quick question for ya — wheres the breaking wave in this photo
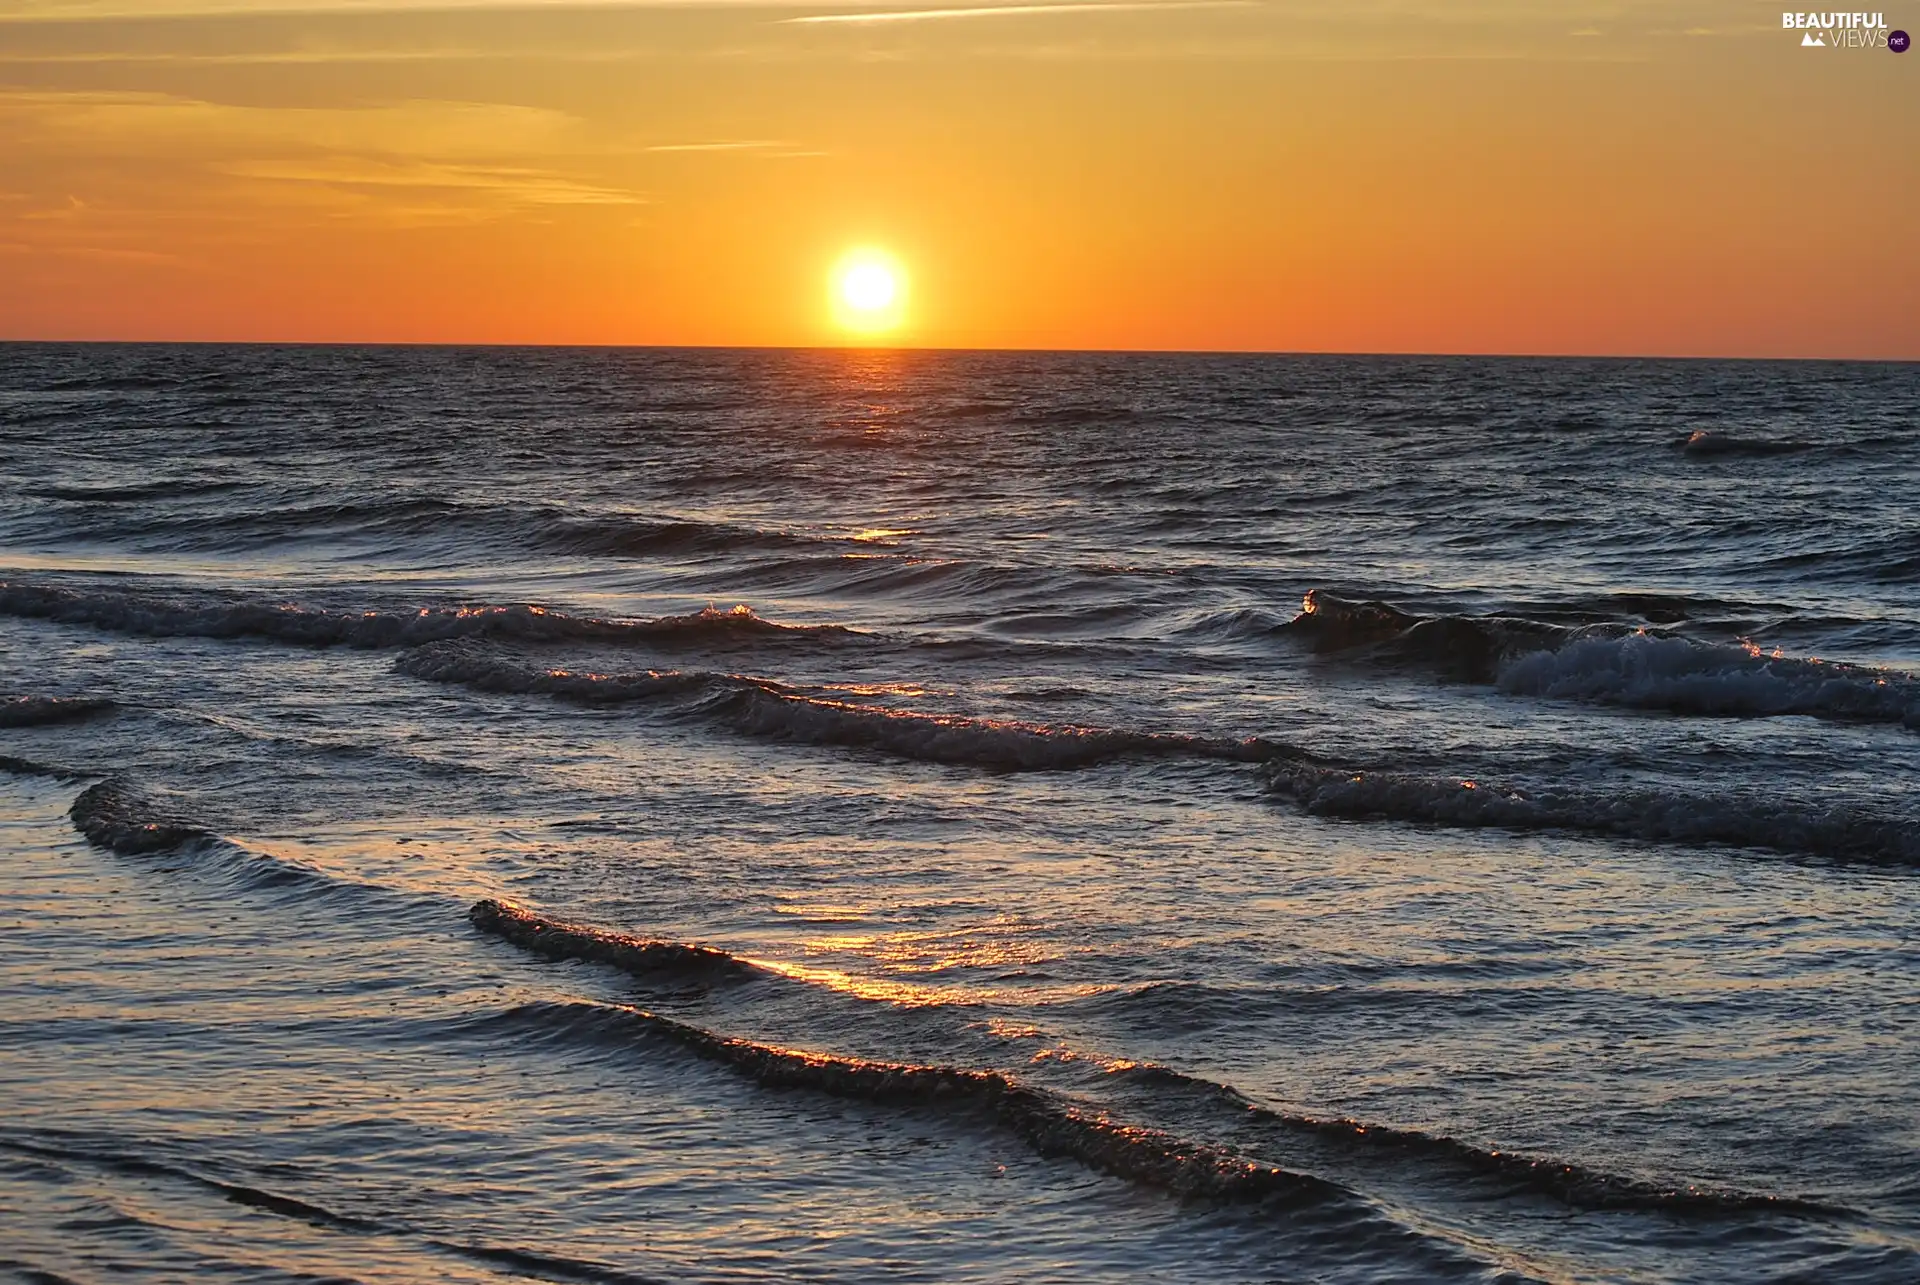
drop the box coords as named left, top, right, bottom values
left=1266, top=762, right=1920, bottom=865
left=1496, top=633, right=1920, bottom=725
left=0, top=695, right=114, bottom=728
left=67, top=780, right=216, bottom=856
left=1284, top=589, right=1579, bottom=681
left=1677, top=430, right=1816, bottom=458
left=0, top=579, right=856, bottom=651
left=1288, top=589, right=1920, bottom=725
left=401, top=642, right=1284, bottom=771
left=470, top=899, right=763, bottom=983
left=60, top=777, right=447, bottom=911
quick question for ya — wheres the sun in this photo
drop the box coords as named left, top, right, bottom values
left=841, top=262, right=896, bottom=312
left=830, top=248, right=907, bottom=336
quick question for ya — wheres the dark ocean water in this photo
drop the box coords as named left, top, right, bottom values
left=2, top=343, right=1918, bottom=1284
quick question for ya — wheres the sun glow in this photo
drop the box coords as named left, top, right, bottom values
left=830, top=249, right=907, bottom=337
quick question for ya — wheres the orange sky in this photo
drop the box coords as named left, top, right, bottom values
left=0, top=1, right=1914, bottom=357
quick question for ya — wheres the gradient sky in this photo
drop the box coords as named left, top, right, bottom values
left=0, top=0, right=1914, bottom=355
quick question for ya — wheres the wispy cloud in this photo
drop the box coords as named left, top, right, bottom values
left=781, top=1, right=1250, bottom=24
left=221, top=157, right=646, bottom=205
left=0, top=90, right=643, bottom=228
left=0, top=239, right=195, bottom=265
left=0, top=91, right=580, bottom=158
left=643, top=140, right=826, bottom=158
left=0, top=47, right=496, bottom=64
left=644, top=139, right=786, bottom=152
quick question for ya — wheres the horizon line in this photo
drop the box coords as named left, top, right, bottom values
left=0, top=337, right=1915, bottom=364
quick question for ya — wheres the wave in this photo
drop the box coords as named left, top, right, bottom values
left=474, top=982, right=1828, bottom=1216
left=1027, top=1051, right=1832, bottom=1217
left=0, top=695, right=114, bottom=728
left=1754, top=529, right=1920, bottom=587
left=0, top=1136, right=669, bottom=1285
left=402, top=642, right=1284, bottom=772
left=0, top=753, right=80, bottom=779
left=38, top=370, right=227, bottom=393
left=1014, top=404, right=1137, bottom=426
left=0, top=1136, right=384, bottom=1234
left=1266, top=762, right=1920, bottom=865
left=1487, top=589, right=1791, bottom=630
left=1677, top=430, right=1816, bottom=458
left=0, top=579, right=857, bottom=652
left=31, top=480, right=243, bottom=504
left=930, top=399, right=1015, bottom=420
left=1497, top=633, right=1920, bottom=725
left=477, top=903, right=1834, bottom=1218
left=694, top=683, right=1280, bottom=771
left=60, top=777, right=456, bottom=915
left=470, top=899, right=762, bottom=982
left=396, top=643, right=719, bottom=699
left=479, top=997, right=1331, bottom=1204
left=1167, top=605, right=1296, bottom=646
left=530, top=512, right=853, bottom=560
left=67, top=781, right=215, bottom=856
left=1157, top=1072, right=1830, bottom=1216
left=728, top=558, right=1165, bottom=628
left=1284, top=589, right=1577, bottom=681
left=1288, top=589, right=1920, bottom=724
left=19, top=490, right=867, bottom=563
left=22, top=495, right=461, bottom=548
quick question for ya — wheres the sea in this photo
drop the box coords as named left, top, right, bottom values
left=1, top=343, right=1917, bottom=1285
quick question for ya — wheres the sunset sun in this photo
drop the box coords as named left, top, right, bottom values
left=840, top=262, right=896, bottom=312
left=830, top=249, right=906, bottom=336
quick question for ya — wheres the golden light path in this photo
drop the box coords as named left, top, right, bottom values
left=830, top=248, right=908, bottom=337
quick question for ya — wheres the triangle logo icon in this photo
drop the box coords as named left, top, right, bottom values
left=1801, top=30, right=1825, bottom=45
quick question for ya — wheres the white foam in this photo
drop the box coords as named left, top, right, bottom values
left=1496, top=632, right=1918, bottom=724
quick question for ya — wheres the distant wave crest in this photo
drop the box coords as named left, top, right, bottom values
left=1497, top=632, right=1920, bottom=723
left=1285, top=589, right=1579, bottom=680
left=0, top=578, right=856, bottom=651
left=23, top=490, right=878, bottom=564
left=471, top=899, right=762, bottom=982
left=1289, top=589, right=1920, bottom=725
left=1266, top=762, right=1920, bottom=865
left=402, top=641, right=1283, bottom=771
left=0, top=694, right=115, bottom=728
left=1677, top=430, right=1816, bottom=458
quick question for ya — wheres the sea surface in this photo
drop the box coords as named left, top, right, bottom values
left=2, top=344, right=1918, bottom=1285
